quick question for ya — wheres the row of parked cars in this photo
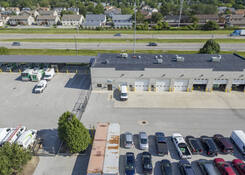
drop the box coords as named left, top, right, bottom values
left=125, top=152, right=245, bottom=175
left=123, top=130, right=245, bottom=174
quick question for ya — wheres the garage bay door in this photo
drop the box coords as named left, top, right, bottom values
left=193, top=79, right=208, bottom=84
left=232, top=79, right=245, bottom=84
left=135, top=80, right=149, bottom=91
left=174, top=80, right=189, bottom=91
left=156, top=80, right=170, bottom=91
left=213, top=79, right=228, bottom=84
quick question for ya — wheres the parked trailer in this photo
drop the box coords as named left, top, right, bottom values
left=0, top=126, right=26, bottom=146
left=31, top=69, right=44, bottom=82
left=87, top=123, right=109, bottom=175
left=103, top=123, right=120, bottom=175
left=0, top=128, right=12, bottom=143
left=15, top=129, right=37, bottom=149
left=43, top=68, right=55, bottom=81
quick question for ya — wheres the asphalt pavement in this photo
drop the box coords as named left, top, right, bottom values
left=2, top=42, right=245, bottom=51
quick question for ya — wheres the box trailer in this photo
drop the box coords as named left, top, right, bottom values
left=87, top=123, right=109, bottom=175
left=0, top=128, right=12, bottom=144
left=21, top=69, right=34, bottom=81
left=43, top=68, right=55, bottom=81
left=0, top=126, right=26, bottom=145
left=15, top=129, right=37, bottom=149
left=103, top=123, right=120, bottom=175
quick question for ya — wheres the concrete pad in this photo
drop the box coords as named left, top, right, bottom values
left=113, top=91, right=245, bottom=109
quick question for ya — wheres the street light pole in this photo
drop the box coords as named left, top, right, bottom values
left=133, top=0, right=136, bottom=55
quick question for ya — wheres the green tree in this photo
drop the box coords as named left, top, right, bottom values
left=58, top=111, right=91, bottom=153
left=202, top=21, right=219, bottom=31
left=132, top=11, right=145, bottom=23
left=199, top=39, right=220, bottom=54
left=0, top=47, right=9, bottom=55
left=94, top=3, right=104, bottom=14
left=121, top=7, right=133, bottom=14
left=61, top=10, right=74, bottom=17
left=151, top=12, right=163, bottom=23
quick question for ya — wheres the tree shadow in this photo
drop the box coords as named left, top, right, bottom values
left=149, top=135, right=157, bottom=156
left=64, top=74, right=91, bottom=90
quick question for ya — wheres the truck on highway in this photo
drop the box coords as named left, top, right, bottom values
left=230, top=29, right=245, bottom=36
left=155, top=132, right=168, bottom=156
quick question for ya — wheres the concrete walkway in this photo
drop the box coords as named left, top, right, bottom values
left=113, top=91, right=245, bottom=109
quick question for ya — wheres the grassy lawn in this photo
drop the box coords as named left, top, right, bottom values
left=0, top=28, right=234, bottom=35
left=2, top=38, right=245, bottom=43
left=4, top=48, right=245, bottom=57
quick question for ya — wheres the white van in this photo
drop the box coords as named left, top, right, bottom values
left=231, top=130, right=245, bottom=155
left=120, top=85, right=128, bottom=101
left=43, top=68, right=55, bottom=81
left=16, top=129, right=37, bottom=149
left=0, top=128, right=12, bottom=143
left=1, top=126, right=26, bottom=145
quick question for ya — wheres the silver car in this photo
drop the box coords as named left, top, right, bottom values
left=124, top=132, right=133, bottom=148
left=139, top=132, right=148, bottom=150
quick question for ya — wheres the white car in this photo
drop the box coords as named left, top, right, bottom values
left=172, top=133, right=192, bottom=159
left=139, top=132, right=148, bottom=150
left=34, top=80, right=47, bottom=93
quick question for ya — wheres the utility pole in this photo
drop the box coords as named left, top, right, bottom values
left=133, top=0, right=136, bottom=55
left=74, top=35, right=78, bottom=56
left=178, top=0, right=184, bottom=28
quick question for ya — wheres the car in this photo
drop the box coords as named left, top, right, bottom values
left=34, top=80, right=47, bottom=93
left=142, top=152, right=153, bottom=174
left=139, top=132, right=148, bottom=150
left=114, top=33, right=121, bottom=37
left=214, top=158, right=236, bottom=175
left=185, top=136, right=203, bottom=155
left=213, top=134, right=234, bottom=154
left=124, top=132, right=133, bottom=149
left=155, top=132, right=168, bottom=156
left=172, top=133, right=192, bottom=159
left=12, top=42, right=20, bottom=46
left=125, top=152, right=135, bottom=175
left=232, top=159, right=245, bottom=175
left=200, top=136, right=218, bottom=157
left=198, top=159, right=218, bottom=175
left=148, top=42, right=158, bottom=46
left=161, top=160, right=173, bottom=175
left=178, top=159, right=196, bottom=175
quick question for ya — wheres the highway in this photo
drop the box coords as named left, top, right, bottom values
left=1, top=42, right=245, bottom=51
left=0, top=33, right=239, bottom=39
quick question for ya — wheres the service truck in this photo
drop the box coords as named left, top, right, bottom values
left=43, top=68, right=55, bottom=81
left=30, top=69, right=44, bottom=81
left=230, top=29, right=245, bottom=36
left=21, top=69, right=34, bottom=81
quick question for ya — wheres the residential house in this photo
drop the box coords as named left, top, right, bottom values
left=105, top=6, right=121, bottom=17
left=83, top=14, right=106, bottom=28
left=5, top=7, right=20, bottom=15
left=8, top=15, right=34, bottom=25
left=19, top=10, right=39, bottom=18
left=61, top=15, right=84, bottom=26
left=218, top=7, right=235, bottom=14
left=235, top=9, right=245, bottom=16
left=164, top=15, right=190, bottom=26
left=112, top=14, right=132, bottom=28
left=53, top=7, right=67, bottom=15
left=36, top=15, right=59, bottom=26
left=67, top=7, right=79, bottom=15
left=38, top=10, right=58, bottom=17
left=225, top=14, right=245, bottom=27
left=37, top=7, right=50, bottom=11
left=0, top=15, right=9, bottom=26
left=140, top=6, right=158, bottom=20
left=195, top=14, right=220, bottom=23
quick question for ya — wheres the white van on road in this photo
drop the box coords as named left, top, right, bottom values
left=231, top=130, right=245, bottom=155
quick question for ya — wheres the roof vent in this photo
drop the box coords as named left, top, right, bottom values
left=155, top=56, right=158, bottom=59
left=211, top=55, right=221, bottom=62
left=154, top=58, right=163, bottom=64
left=137, top=56, right=141, bottom=59
left=120, top=53, right=128, bottom=58
left=102, top=59, right=109, bottom=64
left=159, top=55, right=163, bottom=58
left=175, top=55, right=184, bottom=62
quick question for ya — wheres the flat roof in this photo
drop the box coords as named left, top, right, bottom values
left=0, top=55, right=91, bottom=64
left=93, top=53, right=245, bottom=71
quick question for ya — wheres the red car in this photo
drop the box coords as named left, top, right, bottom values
left=232, top=159, right=245, bottom=175
left=214, top=158, right=236, bottom=175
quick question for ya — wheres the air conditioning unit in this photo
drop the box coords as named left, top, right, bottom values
left=120, top=53, right=128, bottom=58
left=211, top=55, right=221, bottom=62
left=175, top=55, right=184, bottom=62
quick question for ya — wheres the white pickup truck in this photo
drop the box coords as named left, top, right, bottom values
left=172, top=133, right=192, bottom=159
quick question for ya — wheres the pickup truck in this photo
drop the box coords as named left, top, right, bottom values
left=172, top=133, right=192, bottom=159
left=155, top=132, right=168, bottom=156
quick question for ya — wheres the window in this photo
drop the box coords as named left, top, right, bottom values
left=97, top=84, right=102, bottom=87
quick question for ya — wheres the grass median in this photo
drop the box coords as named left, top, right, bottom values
left=2, top=38, right=245, bottom=43
left=4, top=48, right=245, bottom=57
left=0, top=28, right=234, bottom=35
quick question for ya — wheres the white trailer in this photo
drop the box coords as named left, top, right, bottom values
left=43, top=68, right=55, bottom=81
left=231, top=130, right=245, bottom=155
left=15, top=129, right=37, bottom=149
left=0, top=128, right=12, bottom=144
left=0, top=126, right=26, bottom=145
left=103, top=123, right=120, bottom=175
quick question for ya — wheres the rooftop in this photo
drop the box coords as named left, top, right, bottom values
left=85, top=14, right=106, bottom=21
left=93, top=53, right=245, bottom=71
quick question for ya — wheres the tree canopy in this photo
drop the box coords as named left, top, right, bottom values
left=200, top=39, right=221, bottom=54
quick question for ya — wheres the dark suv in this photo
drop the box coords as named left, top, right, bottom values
left=178, top=159, right=196, bottom=175
left=142, top=152, right=153, bottom=174
left=213, top=134, right=234, bottom=154
left=125, top=152, right=135, bottom=175
left=155, top=132, right=168, bottom=156
left=185, top=136, right=203, bottom=155
left=200, top=136, right=218, bottom=157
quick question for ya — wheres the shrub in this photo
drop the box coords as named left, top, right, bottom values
left=199, top=39, right=220, bottom=54
left=58, top=111, right=91, bottom=153
left=202, top=21, right=219, bottom=31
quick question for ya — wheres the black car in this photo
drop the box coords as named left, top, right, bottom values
left=142, top=152, right=153, bottom=174
left=198, top=159, right=218, bottom=175
left=178, top=159, right=196, bottom=175
left=125, top=152, right=135, bottom=175
left=161, top=160, right=173, bottom=175
left=185, top=136, right=203, bottom=155
left=148, top=42, right=158, bottom=46
left=213, top=134, right=234, bottom=154
left=200, top=136, right=218, bottom=157
left=114, top=33, right=121, bottom=37
left=155, top=132, right=168, bottom=156
left=12, top=42, right=20, bottom=46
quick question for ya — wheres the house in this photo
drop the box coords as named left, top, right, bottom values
left=218, top=7, right=235, bottom=14
left=235, top=9, right=245, bottom=16
left=5, top=7, right=20, bottom=15
left=61, top=15, right=84, bottom=26
left=142, top=5, right=158, bottom=13
left=225, top=14, right=245, bottom=27
left=36, top=15, right=59, bottom=26
left=83, top=14, right=106, bottom=28
left=38, top=10, right=58, bottom=17
left=164, top=15, right=190, bottom=26
left=8, top=15, right=34, bottom=26
left=0, top=17, right=4, bottom=26
left=53, top=7, right=66, bottom=15
left=112, top=14, right=132, bottom=28
left=67, top=7, right=79, bottom=15
left=37, top=7, right=50, bottom=11
left=19, top=10, right=39, bottom=18
left=22, top=7, right=31, bottom=11
left=105, top=6, right=121, bottom=17
left=195, top=14, right=220, bottom=23
left=0, top=7, right=5, bottom=12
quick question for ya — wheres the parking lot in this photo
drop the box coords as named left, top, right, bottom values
left=82, top=91, right=245, bottom=174
left=0, top=72, right=90, bottom=175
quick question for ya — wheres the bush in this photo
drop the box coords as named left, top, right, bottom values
left=0, top=47, right=9, bottom=55
left=199, top=39, right=220, bottom=54
left=58, top=111, right=91, bottom=153
left=202, top=21, right=219, bottom=31
left=0, top=143, right=32, bottom=175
